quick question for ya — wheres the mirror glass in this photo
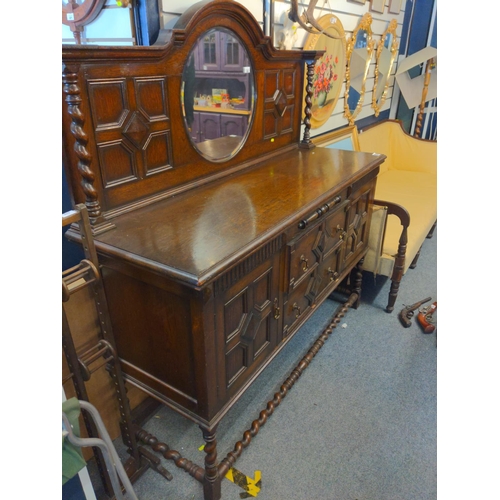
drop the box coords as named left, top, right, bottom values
left=181, top=27, right=255, bottom=162
left=344, top=14, right=374, bottom=125
left=372, top=19, right=398, bottom=116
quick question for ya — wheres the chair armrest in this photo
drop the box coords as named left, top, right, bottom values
left=373, top=199, right=410, bottom=283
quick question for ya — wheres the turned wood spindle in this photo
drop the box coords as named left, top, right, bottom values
left=300, top=60, right=316, bottom=148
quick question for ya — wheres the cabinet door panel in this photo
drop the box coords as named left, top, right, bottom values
left=220, top=32, right=245, bottom=72
left=199, top=112, right=221, bottom=141
left=343, top=179, right=376, bottom=267
left=220, top=114, right=245, bottom=137
left=214, top=251, right=281, bottom=402
left=198, top=31, right=220, bottom=71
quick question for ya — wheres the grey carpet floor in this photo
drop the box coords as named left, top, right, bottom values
left=104, top=231, right=436, bottom=500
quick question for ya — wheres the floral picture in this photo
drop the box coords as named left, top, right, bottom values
left=303, top=15, right=346, bottom=129
left=313, top=52, right=339, bottom=107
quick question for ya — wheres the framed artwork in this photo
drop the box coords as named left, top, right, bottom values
left=389, top=0, right=402, bottom=14
left=348, top=0, right=367, bottom=4
left=370, top=0, right=386, bottom=14
left=303, top=15, right=346, bottom=129
left=312, top=125, right=360, bottom=151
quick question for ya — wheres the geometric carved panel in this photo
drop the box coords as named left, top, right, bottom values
left=252, top=314, right=271, bottom=360
left=283, top=69, right=295, bottom=97
left=226, top=343, right=248, bottom=387
left=97, top=140, right=137, bottom=187
left=135, top=77, right=168, bottom=121
left=262, top=70, right=296, bottom=140
left=253, top=268, right=271, bottom=307
left=281, top=105, right=294, bottom=134
left=123, top=111, right=150, bottom=148
left=264, top=71, right=279, bottom=100
left=224, top=289, right=248, bottom=343
left=273, top=89, right=288, bottom=117
left=88, top=79, right=129, bottom=130
left=264, top=110, right=278, bottom=139
left=224, top=267, right=274, bottom=388
left=143, top=131, right=173, bottom=175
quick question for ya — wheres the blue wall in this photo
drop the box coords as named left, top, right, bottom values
left=396, top=0, right=436, bottom=131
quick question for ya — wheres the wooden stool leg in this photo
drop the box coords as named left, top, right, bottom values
left=201, top=425, right=221, bottom=500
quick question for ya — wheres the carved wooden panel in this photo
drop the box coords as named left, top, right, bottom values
left=287, top=224, right=323, bottom=291
left=283, top=273, right=315, bottom=337
left=215, top=250, right=280, bottom=399
left=343, top=179, right=376, bottom=265
left=224, top=266, right=274, bottom=388
left=88, top=76, right=173, bottom=195
left=263, top=69, right=297, bottom=139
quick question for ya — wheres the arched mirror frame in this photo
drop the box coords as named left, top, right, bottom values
left=372, top=18, right=399, bottom=117
left=343, top=13, right=375, bottom=126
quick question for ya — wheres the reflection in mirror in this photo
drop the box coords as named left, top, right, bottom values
left=182, top=27, right=255, bottom=163
left=372, top=19, right=398, bottom=116
left=344, top=13, right=374, bottom=125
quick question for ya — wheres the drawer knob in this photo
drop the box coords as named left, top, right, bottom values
left=273, top=298, right=280, bottom=320
left=328, top=267, right=339, bottom=281
left=336, top=225, right=347, bottom=240
left=292, top=302, right=301, bottom=318
left=300, top=255, right=309, bottom=272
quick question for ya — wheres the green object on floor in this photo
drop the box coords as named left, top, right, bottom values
left=62, top=398, right=87, bottom=485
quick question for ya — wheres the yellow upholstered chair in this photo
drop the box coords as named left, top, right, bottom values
left=357, top=119, right=437, bottom=312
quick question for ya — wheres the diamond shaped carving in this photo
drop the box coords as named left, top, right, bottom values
left=273, top=89, right=288, bottom=117
left=123, top=111, right=150, bottom=148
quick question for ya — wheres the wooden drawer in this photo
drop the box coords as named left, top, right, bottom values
left=287, top=224, right=322, bottom=292
left=315, top=241, right=344, bottom=299
left=322, top=201, right=350, bottom=255
left=283, top=273, right=315, bottom=338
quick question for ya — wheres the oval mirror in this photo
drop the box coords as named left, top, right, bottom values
left=372, top=19, right=398, bottom=116
left=181, top=27, right=255, bottom=162
left=344, top=13, right=374, bottom=125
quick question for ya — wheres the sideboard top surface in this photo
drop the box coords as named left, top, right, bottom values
left=93, top=147, right=384, bottom=286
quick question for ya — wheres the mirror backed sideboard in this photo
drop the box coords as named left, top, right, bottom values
left=62, top=1, right=386, bottom=498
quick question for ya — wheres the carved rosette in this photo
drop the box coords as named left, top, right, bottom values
left=63, top=66, right=102, bottom=223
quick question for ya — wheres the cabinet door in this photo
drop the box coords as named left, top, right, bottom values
left=198, top=31, right=220, bottom=71
left=220, top=114, right=246, bottom=137
left=199, top=112, right=221, bottom=141
left=342, top=178, right=376, bottom=269
left=214, top=251, right=281, bottom=401
left=219, top=32, right=246, bottom=72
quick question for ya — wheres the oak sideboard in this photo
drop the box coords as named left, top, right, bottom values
left=62, top=2, right=385, bottom=498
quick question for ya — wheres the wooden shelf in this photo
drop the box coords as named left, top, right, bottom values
left=193, top=105, right=251, bottom=115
